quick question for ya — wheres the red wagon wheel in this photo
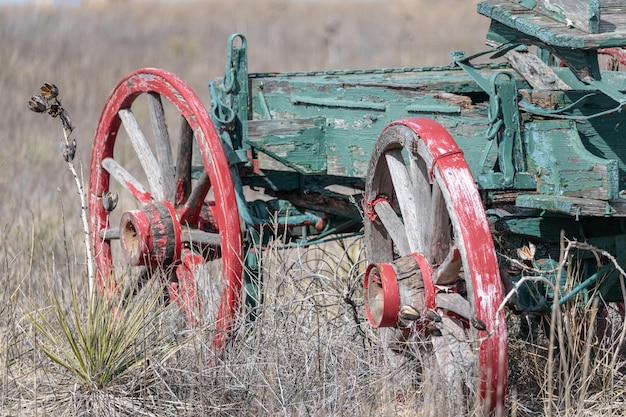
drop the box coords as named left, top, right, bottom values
left=364, top=118, right=507, bottom=413
left=88, top=68, right=243, bottom=353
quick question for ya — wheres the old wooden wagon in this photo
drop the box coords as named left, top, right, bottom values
left=87, top=0, right=626, bottom=413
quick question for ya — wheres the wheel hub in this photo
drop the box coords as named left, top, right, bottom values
left=364, top=253, right=434, bottom=329
left=120, top=201, right=182, bottom=267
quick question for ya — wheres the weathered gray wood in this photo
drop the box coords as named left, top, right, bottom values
left=385, top=149, right=421, bottom=254
left=374, top=200, right=410, bottom=256
left=118, top=109, right=164, bottom=200
left=148, top=93, right=176, bottom=202
left=431, top=318, right=467, bottom=411
left=430, top=182, right=452, bottom=265
left=184, top=170, right=211, bottom=214
left=102, top=157, right=150, bottom=202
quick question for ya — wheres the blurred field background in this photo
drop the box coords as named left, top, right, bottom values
left=0, top=0, right=487, bottom=280
left=0, top=1, right=546, bottom=416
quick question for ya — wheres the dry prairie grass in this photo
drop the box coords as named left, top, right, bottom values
left=2, top=1, right=626, bottom=416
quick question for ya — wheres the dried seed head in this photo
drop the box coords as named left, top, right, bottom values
left=61, top=138, right=77, bottom=162
left=516, top=242, right=536, bottom=262
left=48, top=103, right=62, bottom=118
left=40, top=82, right=59, bottom=99
left=28, top=95, right=47, bottom=113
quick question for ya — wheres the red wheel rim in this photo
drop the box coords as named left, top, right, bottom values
left=88, top=68, right=243, bottom=353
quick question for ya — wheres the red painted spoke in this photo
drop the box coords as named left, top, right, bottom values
left=175, top=116, right=193, bottom=206
left=178, top=170, right=211, bottom=224
left=101, top=157, right=152, bottom=204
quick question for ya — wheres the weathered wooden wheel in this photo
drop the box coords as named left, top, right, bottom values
left=364, top=118, right=507, bottom=413
left=88, top=68, right=243, bottom=352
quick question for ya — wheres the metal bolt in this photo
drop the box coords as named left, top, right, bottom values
left=103, top=191, right=119, bottom=212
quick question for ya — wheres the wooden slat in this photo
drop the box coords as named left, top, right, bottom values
left=248, top=118, right=322, bottom=139
left=492, top=44, right=571, bottom=90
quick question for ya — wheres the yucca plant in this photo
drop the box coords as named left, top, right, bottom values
left=28, top=282, right=176, bottom=392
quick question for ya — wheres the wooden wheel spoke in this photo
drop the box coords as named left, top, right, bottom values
left=408, top=151, right=433, bottom=254
left=148, top=93, right=176, bottom=202
left=431, top=182, right=451, bottom=264
left=385, top=149, right=421, bottom=253
left=181, top=228, right=221, bottom=246
left=178, top=170, right=211, bottom=224
left=102, top=157, right=152, bottom=203
left=435, top=292, right=472, bottom=320
left=374, top=199, right=411, bottom=256
left=432, top=317, right=476, bottom=398
left=176, top=116, right=193, bottom=205
left=118, top=109, right=165, bottom=200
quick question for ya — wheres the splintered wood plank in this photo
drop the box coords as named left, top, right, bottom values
left=118, top=109, right=164, bottom=200
left=491, top=44, right=571, bottom=90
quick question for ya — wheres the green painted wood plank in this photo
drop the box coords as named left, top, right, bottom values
left=479, top=0, right=626, bottom=48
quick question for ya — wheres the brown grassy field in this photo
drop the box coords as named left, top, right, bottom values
left=2, top=1, right=626, bottom=416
